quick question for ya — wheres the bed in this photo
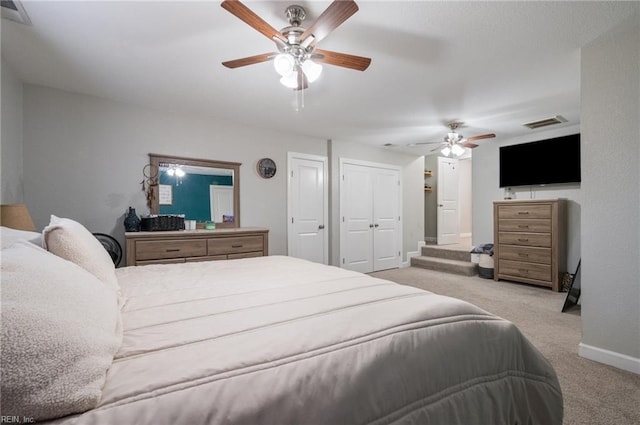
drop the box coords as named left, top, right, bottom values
left=1, top=219, right=563, bottom=425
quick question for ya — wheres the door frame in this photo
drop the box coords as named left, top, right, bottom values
left=287, top=152, right=329, bottom=264
left=339, top=158, right=403, bottom=271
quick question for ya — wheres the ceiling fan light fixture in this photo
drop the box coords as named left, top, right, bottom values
left=301, top=59, right=322, bottom=83
left=441, top=146, right=452, bottom=157
left=274, top=53, right=295, bottom=77
left=451, top=144, right=465, bottom=156
left=280, top=71, right=299, bottom=89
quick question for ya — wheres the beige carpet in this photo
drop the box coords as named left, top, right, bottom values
left=370, top=267, right=640, bottom=425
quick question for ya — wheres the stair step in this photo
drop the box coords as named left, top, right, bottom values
left=421, top=245, right=472, bottom=262
left=411, top=256, right=478, bottom=276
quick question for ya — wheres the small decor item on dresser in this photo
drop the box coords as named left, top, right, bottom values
left=124, top=207, right=141, bottom=232
left=140, top=215, right=185, bottom=231
left=205, top=221, right=216, bottom=230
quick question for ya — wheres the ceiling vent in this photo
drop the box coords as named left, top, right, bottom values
left=1, top=0, right=31, bottom=25
left=523, top=115, right=567, bottom=130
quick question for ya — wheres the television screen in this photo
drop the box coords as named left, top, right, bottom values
left=499, top=134, right=581, bottom=188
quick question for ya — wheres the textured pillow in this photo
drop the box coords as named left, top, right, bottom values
left=43, top=215, right=118, bottom=291
left=1, top=241, right=121, bottom=421
left=1, top=226, right=43, bottom=249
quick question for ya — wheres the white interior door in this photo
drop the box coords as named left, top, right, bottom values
left=209, top=185, right=234, bottom=222
left=342, top=163, right=374, bottom=273
left=340, top=159, right=402, bottom=273
left=287, top=153, right=328, bottom=264
left=437, top=156, right=460, bottom=245
left=372, top=168, right=400, bottom=271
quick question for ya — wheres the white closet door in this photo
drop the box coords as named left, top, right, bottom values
left=342, top=163, right=374, bottom=273
left=341, top=160, right=401, bottom=273
left=373, top=168, right=400, bottom=271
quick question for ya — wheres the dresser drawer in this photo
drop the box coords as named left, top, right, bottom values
left=498, top=232, right=551, bottom=248
left=136, top=258, right=186, bottom=266
left=498, top=219, right=551, bottom=233
left=499, top=259, right=551, bottom=283
left=135, top=239, right=207, bottom=260
left=498, top=204, right=552, bottom=220
left=208, top=236, right=264, bottom=256
left=499, top=245, right=551, bottom=264
left=228, top=251, right=264, bottom=260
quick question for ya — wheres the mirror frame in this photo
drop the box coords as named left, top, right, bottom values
left=148, top=153, right=241, bottom=229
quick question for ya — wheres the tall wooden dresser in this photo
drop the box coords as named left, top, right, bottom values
left=125, top=228, right=269, bottom=266
left=493, top=199, right=566, bottom=291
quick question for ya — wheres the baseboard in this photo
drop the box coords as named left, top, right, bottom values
left=402, top=250, right=420, bottom=268
left=578, top=343, right=640, bottom=375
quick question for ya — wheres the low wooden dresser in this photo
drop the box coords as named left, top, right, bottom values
left=125, top=227, right=269, bottom=266
left=493, top=199, right=566, bottom=291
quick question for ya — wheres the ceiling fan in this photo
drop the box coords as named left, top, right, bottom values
left=411, top=122, right=496, bottom=157
left=221, top=0, right=371, bottom=91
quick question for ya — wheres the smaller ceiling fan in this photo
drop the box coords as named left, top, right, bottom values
left=411, top=122, right=496, bottom=157
left=221, top=0, right=371, bottom=91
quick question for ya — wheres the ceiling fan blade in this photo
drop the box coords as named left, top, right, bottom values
left=300, top=0, right=359, bottom=46
left=430, top=143, right=446, bottom=152
left=221, top=0, right=288, bottom=43
left=222, top=53, right=274, bottom=69
left=313, top=49, right=371, bottom=71
left=466, top=133, right=496, bottom=142
left=461, top=142, right=479, bottom=149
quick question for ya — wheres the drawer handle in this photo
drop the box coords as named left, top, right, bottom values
left=518, top=225, right=529, bottom=228
left=166, top=248, right=180, bottom=252
left=518, top=238, right=529, bottom=242
left=518, top=253, right=529, bottom=257
left=519, top=269, right=529, bottom=273
left=232, top=244, right=243, bottom=248
left=518, top=212, right=529, bottom=215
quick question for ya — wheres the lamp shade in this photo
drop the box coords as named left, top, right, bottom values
left=0, top=203, right=36, bottom=231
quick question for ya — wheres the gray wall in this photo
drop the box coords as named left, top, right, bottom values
left=580, top=14, right=639, bottom=367
left=21, top=85, right=326, bottom=256
left=1, top=58, right=24, bottom=204
left=17, top=84, right=424, bottom=268
left=471, top=123, right=582, bottom=273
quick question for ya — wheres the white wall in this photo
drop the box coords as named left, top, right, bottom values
left=580, top=14, right=639, bottom=372
left=1, top=58, right=24, bottom=203
left=458, top=158, right=472, bottom=236
left=471, top=124, right=582, bottom=272
left=328, top=140, right=424, bottom=267
left=22, top=85, right=327, bottom=255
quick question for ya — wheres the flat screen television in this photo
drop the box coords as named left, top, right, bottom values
left=499, top=133, right=581, bottom=188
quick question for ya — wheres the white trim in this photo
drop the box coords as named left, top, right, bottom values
left=578, top=343, right=640, bottom=375
left=460, top=232, right=472, bottom=238
left=287, top=152, right=329, bottom=264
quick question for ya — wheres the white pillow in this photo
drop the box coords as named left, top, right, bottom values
left=0, top=241, right=121, bottom=421
left=1, top=226, right=43, bottom=249
left=43, top=215, right=119, bottom=291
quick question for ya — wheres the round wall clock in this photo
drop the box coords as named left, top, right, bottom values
left=257, top=158, right=277, bottom=179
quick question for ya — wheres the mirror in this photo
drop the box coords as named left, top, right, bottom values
left=148, top=154, right=241, bottom=229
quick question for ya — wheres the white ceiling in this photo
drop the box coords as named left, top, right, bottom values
left=2, top=1, right=637, bottom=154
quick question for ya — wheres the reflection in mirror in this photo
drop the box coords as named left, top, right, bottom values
left=149, top=154, right=241, bottom=229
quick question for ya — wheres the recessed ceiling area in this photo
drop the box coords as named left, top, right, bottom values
left=2, top=1, right=637, bottom=153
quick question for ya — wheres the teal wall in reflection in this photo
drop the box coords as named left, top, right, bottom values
left=159, top=173, right=232, bottom=222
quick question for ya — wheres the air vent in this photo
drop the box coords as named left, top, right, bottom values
left=523, top=115, right=567, bottom=130
left=1, top=0, right=31, bottom=25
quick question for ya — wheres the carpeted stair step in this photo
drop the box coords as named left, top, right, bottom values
left=411, top=256, right=478, bottom=276
left=421, top=245, right=472, bottom=262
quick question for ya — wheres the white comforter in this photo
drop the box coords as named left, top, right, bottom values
left=49, top=256, right=562, bottom=424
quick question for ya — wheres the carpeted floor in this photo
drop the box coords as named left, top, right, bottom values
left=369, top=267, right=640, bottom=425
